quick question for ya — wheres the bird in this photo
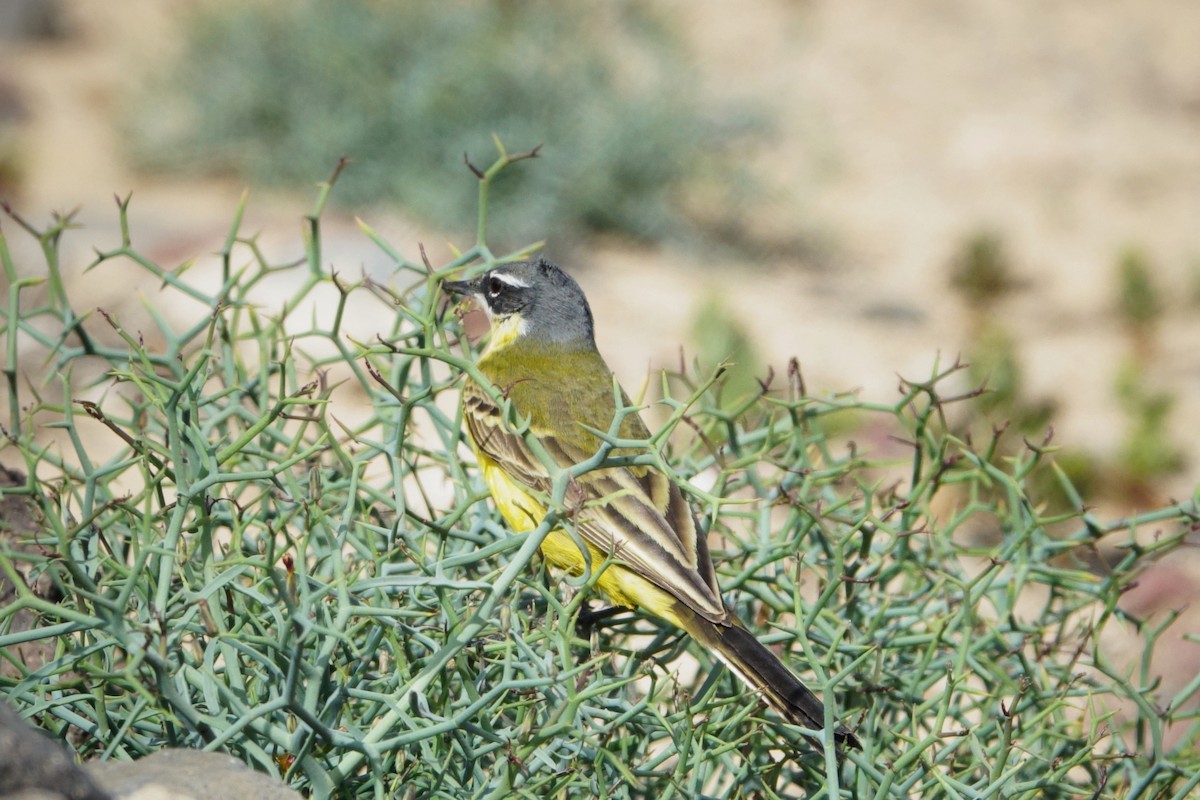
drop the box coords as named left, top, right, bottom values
left=441, top=257, right=860, bottom=756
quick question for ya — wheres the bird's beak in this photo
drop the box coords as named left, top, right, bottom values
left=441, top=277, right=479, bottom=297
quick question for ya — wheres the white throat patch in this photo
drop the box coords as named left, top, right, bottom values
left=480, top=312, right=530, bottom=356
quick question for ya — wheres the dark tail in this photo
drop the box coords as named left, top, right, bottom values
left=679, top=605, right=861, bottom=756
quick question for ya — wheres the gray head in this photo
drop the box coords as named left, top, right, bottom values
left=442, top=258, right=596, bottom=348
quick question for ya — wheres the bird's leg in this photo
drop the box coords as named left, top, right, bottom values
left=576, top=604, right=627, bottom=635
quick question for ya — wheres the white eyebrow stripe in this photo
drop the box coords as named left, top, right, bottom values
left=491, top=272, right=529, bottom=289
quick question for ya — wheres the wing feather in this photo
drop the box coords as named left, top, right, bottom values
left=463, top=378, right=727, bottom=622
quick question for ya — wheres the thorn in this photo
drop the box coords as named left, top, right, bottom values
left=464, top=152, right=485, bottom=179
left=788, top=357, right=806, bottom=397
left=330, top=156, right=351, bottom=184
left=331, top=271, right=348, bottom=297
left=756, top=364, right=775, bottom=393
left=511, top=143, right=543, bottom=162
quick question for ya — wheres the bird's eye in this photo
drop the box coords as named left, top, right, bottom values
left=486, top=276, right=505, bottom=297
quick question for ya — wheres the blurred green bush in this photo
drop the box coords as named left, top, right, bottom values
left=125, top=0, right=750, bottom=249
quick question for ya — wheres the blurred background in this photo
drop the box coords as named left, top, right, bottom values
left=1, top=0, right=1197, bottom=512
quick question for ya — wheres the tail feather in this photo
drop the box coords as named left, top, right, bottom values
left=679, top=605, right=861, bottom=756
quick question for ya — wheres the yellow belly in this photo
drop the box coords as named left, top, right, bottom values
left=477, top=451, right=682, bottom=626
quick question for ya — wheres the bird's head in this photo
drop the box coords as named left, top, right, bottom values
left=442, top=258, right=596, bottom=351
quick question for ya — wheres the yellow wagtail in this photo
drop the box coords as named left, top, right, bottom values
left=443, top=258, right=860, bottom=755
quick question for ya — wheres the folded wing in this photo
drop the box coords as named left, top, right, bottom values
left=464, top=382, right=728, bottom=623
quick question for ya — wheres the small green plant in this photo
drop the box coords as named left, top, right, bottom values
left=0, top=138, right=21, bottom=198
left=961, top=321, right=1057, bottom=436
left=1115, top=246, right=1161, bottom=349
left=1114, top=359, right=1185, bottom=489
left=688, top=291, right=762, bottom=408
left=947, top=232, right=1057, bottom=478
left=948, top=229, right=1018, bottom=315
left=1, top=151, right=1198, bottom=798
left=1108, top=247, right=1183, bottom=496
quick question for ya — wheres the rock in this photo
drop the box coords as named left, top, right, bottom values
left=0, top=0, right=65, bottom=42
left=0, top=702, right=300, bottom=800
left=0, top=701, right=109, bottom=800
left=86, top=750, right=302, bottom=800
left=0, top=466, right=61, bottom=682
